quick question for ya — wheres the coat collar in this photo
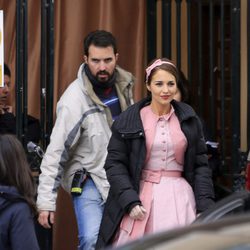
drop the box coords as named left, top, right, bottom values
left=135, top=97, right=197, bottom=122
left=171, top=99, right=197, bottom=122
left=113, top=97, right=196, bottom=133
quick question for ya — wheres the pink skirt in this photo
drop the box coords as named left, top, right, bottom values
left=113, top=169, right=196, bottom=247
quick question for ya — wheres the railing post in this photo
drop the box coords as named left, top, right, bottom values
left=220, top=0, right=226, bottom=167
left=198, top=1, right=204, bottom=116
left=40, top=0, right=46, bottom=149
left=186, top=0, right=192, bottom=88
left=147, top=0, right=157, bottom=63
left=41, top=0, right=54, bottom=150
left=162, top=0, right=172, bottom=59
left=247, top=0, right=250, bottom=150
left=16, top=0, right=28, bottom=145
left=230, top=0, right=241, bottom=189
left=209, top=0, right=215, bottom=138
left=46, top=0, right=54, bottom=148
left=175, top=0, right=182, bottom=68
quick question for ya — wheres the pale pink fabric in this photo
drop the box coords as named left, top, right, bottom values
left=113, top=105, right=196, bottom=247
left=140, top=105, right=187, bottom=164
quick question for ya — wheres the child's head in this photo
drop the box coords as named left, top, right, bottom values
left=0, top=134, right=36, bottom=213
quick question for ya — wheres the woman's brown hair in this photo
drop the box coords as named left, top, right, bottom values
left=0, top=134, right=37, bottom=214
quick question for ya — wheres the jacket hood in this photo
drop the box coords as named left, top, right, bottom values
left=76, top=64, right=87, bottom=93
left=0, top=185, right=23, bottom=210
left=115, top=65, right=135, bottom=92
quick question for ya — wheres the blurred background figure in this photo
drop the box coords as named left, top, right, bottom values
left=0, top=63, right=46, bottom=249
left=0, top=64, right=12, bottom=111
left=0, top=64, right=15, bottom=134
left=174, top=70, right=221, bottom=199
left=246, top=150, right=250, bottom=191
left=0, top=134, right=39, bottom=250
left=0, top=63, right=41, bottom=144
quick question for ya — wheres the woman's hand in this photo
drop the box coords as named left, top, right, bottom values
left=129, top=205, right=147, bottom=220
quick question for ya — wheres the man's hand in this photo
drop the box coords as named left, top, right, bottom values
left=129, top=205, right=146, bottom=220
left=38, top=211, right=55, bottom=228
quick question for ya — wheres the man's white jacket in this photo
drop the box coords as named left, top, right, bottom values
left=37, top=64, right=135, bottom=211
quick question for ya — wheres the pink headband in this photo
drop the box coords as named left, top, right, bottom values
left=145, top=59, right=176, bottom=83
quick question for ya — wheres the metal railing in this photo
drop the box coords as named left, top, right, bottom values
left=15, top=1, right=54, bottom=249
left=147, top=0, right=249, bottom=192
left=15, top=0, right=54, bottom=151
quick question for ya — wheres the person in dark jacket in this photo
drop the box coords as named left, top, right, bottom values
left=0, top=134, right=39, bottom=250
left=96, top=58, right=215, bottom=249
left=0, top=64, right=41, bottom=144
left=174, top=71, right=221, bottom=190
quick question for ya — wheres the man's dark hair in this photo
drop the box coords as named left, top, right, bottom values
left=84, top=30, right=117, bottom=56
left=4, top=63, right=11, bottom=77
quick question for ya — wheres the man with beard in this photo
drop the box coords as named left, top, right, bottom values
left=36, top=30, right=135, bottom=250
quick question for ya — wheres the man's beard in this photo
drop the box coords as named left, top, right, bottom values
left=95, top=70, right=111, bottom=83
left=84, top=64, right=116, bottom=89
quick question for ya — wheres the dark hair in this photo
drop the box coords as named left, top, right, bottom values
left=84, top=30, right=117, bottom=56
left=4, top=63, right=11, bottom=77
left=177, top=70, right=189, bottom=103
left=0, top=134, right=37, bottom=214
left=145, top=58, right=180, bottom=85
